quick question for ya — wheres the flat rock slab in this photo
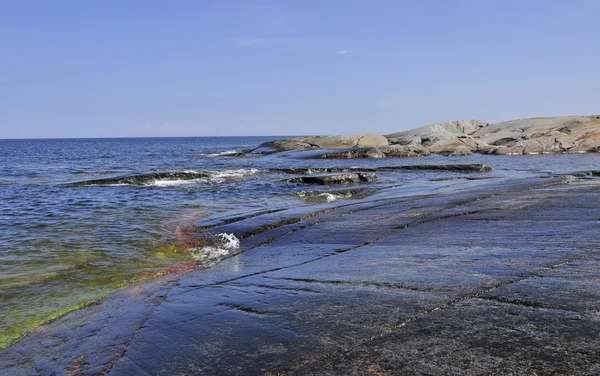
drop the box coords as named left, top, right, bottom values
left=261, top=134, right=389, bottom=152
left=111, top=181, right=600, bottom=375
left=3, top=178, right=600, bottom=375
left=293, top=298, right=600, bottom=375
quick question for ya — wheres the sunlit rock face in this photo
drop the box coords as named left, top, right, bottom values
left=250, top=115, right=600, bottom=158
left=262, top=133, right=389, bottom=151
left=386, top=115, right=600, bottom=156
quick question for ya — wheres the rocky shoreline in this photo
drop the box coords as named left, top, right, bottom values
left=3, top=172, right=600, bottom=375
left=3, top=116, right=600, bottom=375
left=250, top=115, right=600, bottom=158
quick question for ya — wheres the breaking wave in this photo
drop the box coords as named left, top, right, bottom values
left=60, top=169, right=261, bottom=187
left=203, top=150, right=244, bottom=157
left=190, top=233, right=241, bottom=266
left=295, top=188, right=374, bottom=203
left=209, top=168, right=260, bottom=182
left=296, top=191, right=342, bottom=203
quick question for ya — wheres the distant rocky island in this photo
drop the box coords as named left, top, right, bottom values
left=252, top=115, right=600, bottom=158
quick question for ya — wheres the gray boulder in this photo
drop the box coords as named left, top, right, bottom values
left=450, top=146, right=473, bottom=156
left=379, top=145, right=431, bottom=157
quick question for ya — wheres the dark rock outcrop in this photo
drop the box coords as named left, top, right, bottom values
left=273, top=167, right=375, bottom=174
left=317, top=148, right=386, bottom=159
left=316, top=145, right=430, bottom=159
left=380, top=164, right=493, bottom=172
left=60, top=172, right=211, bottom=187
left=283, top=172, right=377, bottom=185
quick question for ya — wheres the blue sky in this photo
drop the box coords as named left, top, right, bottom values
left=1, top=0, right=599, bottom=138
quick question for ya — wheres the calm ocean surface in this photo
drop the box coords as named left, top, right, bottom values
left=1, top=136, right=600, bottom=348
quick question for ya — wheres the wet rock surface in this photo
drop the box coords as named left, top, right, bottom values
left=3, top=177, right=600, bottom=375
left=61, top=171, right=211, bottom=187
left=317, top=148, right=387, bottom=159
left=272, top=167, right=376, bottom=175
left=381, top=163, right=493, bottom=172
left=273, top=164, right=492, bottom=175
left=283, top=172, right=378, bottom=185
left=315, top=145, right=431, bottom=159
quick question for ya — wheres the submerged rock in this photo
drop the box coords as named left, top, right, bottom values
left=284, top=172, right=377, bottom=185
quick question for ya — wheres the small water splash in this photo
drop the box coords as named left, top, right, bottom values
left=203, top=150, right=243, bottom=157
left=60, top=169, right=263, bottom=187
left=152, top=179, right=199, bottom=187
left=297, top=190, right=341, bottom=203
left=208, top=169, right=261, bottom=182
left=190, top=233, right=241, bottom=265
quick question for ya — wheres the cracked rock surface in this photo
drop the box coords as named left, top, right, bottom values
left=252, top=115, right=600, bottom=158
left=259, top=134, right=389, bottom=152
left=2, top=177, right=600, bottom=375
left=387, top=115, right=600, bottom=156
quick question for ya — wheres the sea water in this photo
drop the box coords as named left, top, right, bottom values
left=1, top=136, right=600, bottom=348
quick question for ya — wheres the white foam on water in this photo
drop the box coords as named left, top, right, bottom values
left=151, top=179, right=199, bottom=187
left=209, top=169, right=261, bottom=181
left=320, top=193, right=337, bottom=202
left=203, top=150, right=242, bottom=157
left=190, top=232, right=240, bottom=263
left=218, top=232, right=241, bottom=249
left=297, top=191, right=340, bottom=203
left=140, top=169, right=260, bottom=186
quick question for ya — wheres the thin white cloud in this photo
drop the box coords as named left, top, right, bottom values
left=337, top=50, right=350, bottom=55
